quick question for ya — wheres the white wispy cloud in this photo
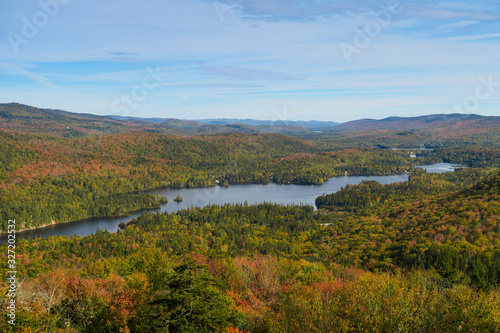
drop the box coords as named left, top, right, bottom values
left=199, top=66, right=301, bottom=81
left=401, top=2, right=499, bottom=21
left=0, top=0, right=499, bottom=120
left=446, top=33, right=500, bottom=41
left=433, top=20, right=479, bottom=33
left=0, top=62, right=68, bottom=91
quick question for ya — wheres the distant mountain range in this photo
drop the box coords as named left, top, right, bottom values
left=0, top=103, right=338, bottom=137
left=331, top=114, right=496, bottom=132
left=1, top=103, right=499, bottom=140
left=196, top=118, right=339, bottom=129
left=109, top=115, right=339, bottom=130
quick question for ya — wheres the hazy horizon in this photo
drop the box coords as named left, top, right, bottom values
left=5, top=101, right=496, bottom=124
left=1, top=0, right=499, bottom=122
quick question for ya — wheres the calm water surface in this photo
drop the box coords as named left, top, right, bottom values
left=415, top=162, right=463, bottom=173
left=14, top=163, right=456, bottom=240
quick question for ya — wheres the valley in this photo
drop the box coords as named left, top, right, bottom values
left=1, top=104, right=499, bottom=332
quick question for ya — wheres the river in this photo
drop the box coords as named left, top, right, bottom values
left=13, top=163, right=457, bottom=240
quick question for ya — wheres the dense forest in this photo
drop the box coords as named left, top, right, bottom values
left=1, top=105, right=500, bottom=332
left=2, top=105, right=500, bottom=231
left=2, top=125, right=499, bottom=231
left=0, top=129, right=418, bottom=231
left=1, top=170, right=500, bottom=332
left=315, top=168, right=493, bottom=212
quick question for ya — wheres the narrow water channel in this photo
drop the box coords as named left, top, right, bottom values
left=12, top=163, right=458, bottom=240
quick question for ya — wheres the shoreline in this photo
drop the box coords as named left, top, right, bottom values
left=1, top=167, right=430, bottom=237
left=0, top=205, right=162, bottom=236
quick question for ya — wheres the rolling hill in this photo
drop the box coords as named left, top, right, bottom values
left=331, top=113, right=500, bottom=135
left=2, top=103, right=500, bottom=148
left=0, top=103, right=338, bottom=137
left=0, top=103, right=176, bottom=137
left=304, top=113, right=500, bottom=149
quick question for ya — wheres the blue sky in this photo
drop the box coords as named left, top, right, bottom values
left=0, top=0, right=499, bottom=122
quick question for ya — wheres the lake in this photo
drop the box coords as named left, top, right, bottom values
left=13, top=163, right=456, bottom=240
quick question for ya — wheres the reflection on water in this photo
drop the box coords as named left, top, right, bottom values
left=11, top=163, right=457, bottom=240
left=415, top=162, right=464, bottom=173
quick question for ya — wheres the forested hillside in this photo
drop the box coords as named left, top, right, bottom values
left=419, top=146, right=500, bottom=168
left=331, top=114, right=500, bottom=142
left=316, top=171, right=500, bottom=288
left=1, top=104, right=500, bottom=332
left=0, top=103, right=334, bottom=137
left=301, top=113, right=500, bottom=149
left=1, top=171, right=500, bottom=332
left=316, top=168, right=492, bottom=212
left=0, top=130, right=415, bottom=230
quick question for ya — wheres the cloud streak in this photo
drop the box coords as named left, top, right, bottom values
left=199, top=66, right=301, bottom=81
left=211, top=0, right=500, bottom=22
left=433, top=20, right=479, bottom=34
left=0, top=62, right=68, bottom=91
left=0, top=0, right=499, bottom=121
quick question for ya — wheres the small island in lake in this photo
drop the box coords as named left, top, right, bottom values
left=174, top=194, right=183, bottom=202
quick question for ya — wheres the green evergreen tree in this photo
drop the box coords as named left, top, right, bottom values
left=131, top=261, right=239, bottom=332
